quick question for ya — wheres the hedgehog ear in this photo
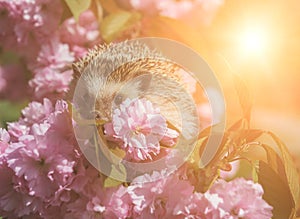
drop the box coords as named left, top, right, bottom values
left=120, top=73, right=152, bottom=100
left=130, top=73, right=152, bottom=91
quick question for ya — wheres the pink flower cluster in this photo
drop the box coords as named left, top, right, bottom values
left=104, top=98, right=179, bottom=161
left=0, top=1, right=101, bottom=100
left=0, top=0, right=63, bottom=58
left=0, top=99, right=77, bottom=217
left=0, top=97, right=273, bottom=218
left=0, top=2, right=274, bottom=218
left=117, top=0, right=224, bottom=25
left=128, top=173, right=273, bottom=219
left=0, top=64, right=28, bottom=101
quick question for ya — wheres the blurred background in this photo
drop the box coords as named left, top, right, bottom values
left=202, top=0, right=300, bottom=155
left=0, top=0, right=299, bottom=154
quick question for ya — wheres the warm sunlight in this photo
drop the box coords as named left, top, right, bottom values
left=239, top=27, right=269, bottom=57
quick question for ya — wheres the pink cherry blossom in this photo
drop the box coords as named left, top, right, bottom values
left=60, top=10, right=102, bottom=58
left=0, top=163, right=38, bottom=218
left=160, top=128, right=179, bottom=146
left=104, top=98, right=179, bottom=161
left=174, top=192, right=223, bottom=219
left=27, top=36, right=74, bottom=99
left=106, top=185, right=133, bottom=219
left=29, top=67, right=73, bottom=99
left=86, top=196, right=107, bottom=216
left=0, top=128, right=10, bottom=154
left=0, top=1, right=20, bottom=51
left=0, top=1, right=279, bottom=218
left=128, top=171, right=194, bottom=218
left=197, top=102, right=213, bottom=129
left=21, top=98, right=53, bottom=125
left=0, top=1, right=73, bottom=101
left=6, top=103, right=76, bottom=200
left=82, top=185, right=132, bottom=219
left=210, top=178, right=273, bottom=219
left=219, top=160, right=240, bottom=180
left=0, top=64, right=28, bottom=101
left=0, top=98, right=87, bottom=217
left=0, top=0, right=63, bottom=59
left=117, top=0, right=224, bottom=25
left=33, top=36, right=75, bottom=70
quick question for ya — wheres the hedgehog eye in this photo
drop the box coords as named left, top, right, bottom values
left=114, top=94, right=124, bottom=105
left=90, top=110, right=101, bottom=120
left=95, top=113, right=101, bottom=120
left=83, top=92, right=92, bottom=103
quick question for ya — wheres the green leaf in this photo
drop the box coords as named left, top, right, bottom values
left=266, top=131, right=300, bottom=208
left=64, top=0, right=91, bottom=21
left=98, top=0, right=121, bottom=13
left=104, top=163, right=126, bottom=188
left=142, top=16, right=207, bottom=53
left=198, top=132, right=229, bottom=168
left=232, top=74, right=253, bottom=124
left=242, top=129, right=263, bottom=142
left=258, top=161, right=295, bottom=219
left=94, top=129, right=127, bottom=185
left=190, top=135, right=209, bottom=167
left=228, top=118, right=245, bottom=132
left=260, top=143, right=288, bottom=185
left=251, top=160, right=259, bottom=183
left=193, top=125, right=223, bottom=167
left=230, top=129, right=263, bottom=145
left=90, top=0, right=104, bottom=23
left=0, top=100, right=27, bottom=127
left=104, top=176, right=123, bottom=188
left=100, top=10, right=141, bottom=43
left=0, top=50, right=20, bottom=65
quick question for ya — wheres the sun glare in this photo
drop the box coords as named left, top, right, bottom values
left=239, top=27, right=268, bottom=57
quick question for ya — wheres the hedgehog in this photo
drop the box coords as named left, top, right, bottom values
left=71, top=41, right=199, bottom=140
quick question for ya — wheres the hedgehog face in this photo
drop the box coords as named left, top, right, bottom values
left=92, top=73, right=152, bottom=123
left=93, top=81, right=124, bottom=122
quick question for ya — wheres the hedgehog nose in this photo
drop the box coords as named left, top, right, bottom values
left=95, top=118, right=107, bottom=125
left=91, top=110, right=109, bottom=125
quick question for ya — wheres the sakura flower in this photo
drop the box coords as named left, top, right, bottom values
left=0, top=163, right=39, bottom=218
left=86, top=196, right=106, bottom=216
left=0, top=64, right=28, bottom=101
left=219, top=160, right=240, bottom=180
left=21, top=98, right=53, bottom=125
left=60, top=10, right=101, bottom=58
left=27, top=36, right=74, bottom=99
left=0, top=0, right=63, bottom=59
left=34, top=37, right=74, bottom=70
left=29, top=67, right=73, bottom=99
left=104, top=98, right=179, bottom=161
left=7, top=122, right=30, bottom=142
left=210, top=178, right=273, bottom=219
left=0, top=1, right=20, bottom=51
left=105, top=185, right=133, bottom=219
left=174, top=192, right=223, bottom=219
left=0, top=128, right=10, bottom=154
left=179, top=68, right=197, bottom=94
left=14, top=0, right=63, bottom=44
left=61, top=166, right=92, bottom=218
left=117, top=0, right=224, bottom=25
left=160, top=128, right=179, bottom=146
left=0, top=98, right=83, bottom=218
left=6, top=121, right=75, bottom=199
left=128, top=171, right=194, bottom=218
left=197, top=102, right=213, bottom=129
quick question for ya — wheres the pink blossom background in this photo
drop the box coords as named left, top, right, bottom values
left=0, top=0, right=274, bottom=218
